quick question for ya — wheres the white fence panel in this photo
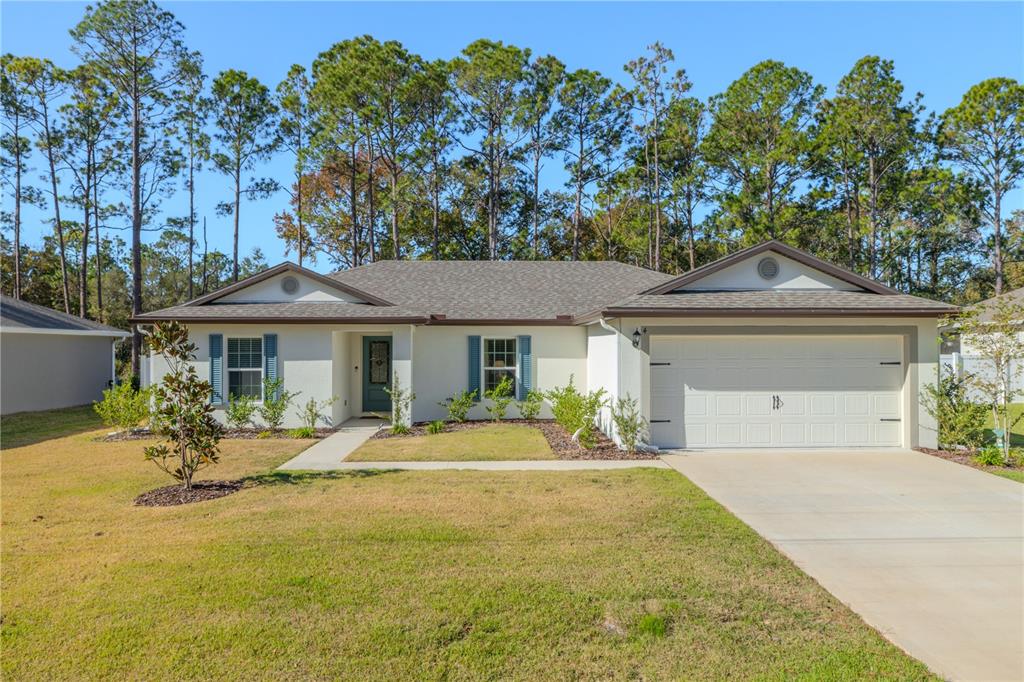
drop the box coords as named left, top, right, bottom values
left=955, top=354, right=1024, bottom=403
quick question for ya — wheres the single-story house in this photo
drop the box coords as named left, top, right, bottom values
left=135, top=240, right=957, bottom=450
left=1, top=295, right=129, bottom=415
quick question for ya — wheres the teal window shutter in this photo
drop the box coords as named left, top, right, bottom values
left=263, top=333, right=279, bottom=400
left=209, top=334, right=223, bottom=404
left=517, top=335, right=532, bottom=400
left=468, top=335, right=481, bottom=400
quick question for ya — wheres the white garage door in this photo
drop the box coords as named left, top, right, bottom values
left=650, top=335, right=903, bottom=449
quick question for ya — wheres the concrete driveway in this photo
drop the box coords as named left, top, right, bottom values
left=662, top=449, right=1024, bottom=682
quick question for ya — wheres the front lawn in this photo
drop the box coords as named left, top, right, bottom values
left=1, top=409, right=935, bottom=679
left=347, top=423, right=556, bottom=461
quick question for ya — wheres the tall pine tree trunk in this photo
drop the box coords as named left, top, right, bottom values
left=366, top=133, right=376, bottom=263
left=187, top=141, right=195, bottom=298
left=232, top=164, right=241, bottom=282
left=43, top=111, right=71, bottom=314
left=13, top=117, right=22, bottom=299
left=130, top=85, right=144, bottom=379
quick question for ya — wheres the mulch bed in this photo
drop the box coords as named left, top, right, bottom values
left=101, top=427, right=334, bottom=442
left=916, top=447, right=1024, bottom=477
left=134, top=480, right=245, bottom=507
left=370, top=418, right=658, bottom=460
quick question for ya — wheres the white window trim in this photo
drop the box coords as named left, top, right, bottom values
left=226, top=335, right=265, bottom=403
left=482, top=336, right=518, bottom=395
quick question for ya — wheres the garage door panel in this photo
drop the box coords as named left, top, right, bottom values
left=650, top=335, right=903, bottom=449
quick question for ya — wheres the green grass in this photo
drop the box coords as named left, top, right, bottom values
left=346, top=423, right=556, bottom=461
left=983, top=403, right=1024, bottom=446
left=1, top=408, right=935, bottom=680
left=0, top=404, right=103, bottom=449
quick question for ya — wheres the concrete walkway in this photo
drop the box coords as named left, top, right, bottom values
left=315, top=459, right=669, bottom=471
left=662, top=449, right=1024, bottom=682
left=277, top=418, right=384, bottom=470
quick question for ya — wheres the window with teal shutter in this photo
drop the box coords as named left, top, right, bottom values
left=468, top=335, right=481, bottom=400
left=263, top=333, right=279, bottom=400
left=209, top=334, right=223, bottom=404
left=517, top=335, right=532, bottom=400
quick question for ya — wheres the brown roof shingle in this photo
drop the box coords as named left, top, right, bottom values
left=604, top=290, right=958, bottom=316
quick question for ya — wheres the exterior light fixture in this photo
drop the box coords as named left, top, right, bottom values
left=632, top=327, right=646, bottom=348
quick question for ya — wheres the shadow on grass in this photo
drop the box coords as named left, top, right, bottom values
left=1, top=405, right=103, bottom=449
left=242, top=468, right=401, bottom=487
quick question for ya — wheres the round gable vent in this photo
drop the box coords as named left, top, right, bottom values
left=757, top=256, right=780, bottom=280
left=281, top=275, right=300, bottom=294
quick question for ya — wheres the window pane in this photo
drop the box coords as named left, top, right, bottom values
left=228, top=337, right=262, bottom=369
left=485, top=369, right=515, bottom=393
left=484, top=338, right=516, bottom=369
left=369, top=341, right=390, bottom=384
left=229, top=370, right=262, bottom=399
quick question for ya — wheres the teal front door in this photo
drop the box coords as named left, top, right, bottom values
left=362, top=336, right=392, bottom=413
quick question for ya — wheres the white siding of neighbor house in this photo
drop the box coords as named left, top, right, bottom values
left=1, top=332, right=117, bottom=415
left=217, top=272, right=365, bottom=303
left=678, top=253, right=863, bottom=291
left=604, top=316, right=939, bottom=450
left=411, top=325, right=588, bottom=422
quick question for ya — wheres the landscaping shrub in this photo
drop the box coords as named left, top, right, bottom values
left=484, top=375, right=515, bottom=421
left=288, top=426, right=317, bottom=439
left=546, top=376, right=607, bottom=448
left=439, top=389, right=475, bottom=423
left=258, top=378, right=299, bottom=432
left=974, top=445, right=1006, bottom=466
left=94, top=383, right=151, bottom=432
left=297, top=395, right=338, bottom=430
left=611, top=394, right=647, bottom=453
left=427, top=420, right=445, bottom=435
left=143, top=321, right=223, bottom=490
left=384, top=372, right=414, bottom=435
left=921, top=370, right=987, bottom=451
left=518, top=389, right=544, bottom=420
left=225, top=393, right=258, bottom=430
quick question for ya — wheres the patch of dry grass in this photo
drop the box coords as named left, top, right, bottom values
left=1, top=410, right=935, bottom=680
left=347, top=423, right=556, bottom=461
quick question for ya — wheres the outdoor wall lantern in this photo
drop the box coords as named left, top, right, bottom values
left=631, top=327, right=647, bottom=349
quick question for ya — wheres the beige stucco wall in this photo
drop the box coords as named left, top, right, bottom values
left=411, top=325, right=588, bottom=422
left=604, top=316, right=940, bottom=450
left=146, top=323, right=412, bottom=429
left=1, top=332, right=117, bottom=415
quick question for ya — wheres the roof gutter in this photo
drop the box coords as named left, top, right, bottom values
left=601, top=307, right=959, bottom=318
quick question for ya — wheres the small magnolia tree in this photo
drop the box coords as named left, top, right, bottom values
left=144, top=321, right=223, bottom=490
left=956, top=295, right=1024, bottom=463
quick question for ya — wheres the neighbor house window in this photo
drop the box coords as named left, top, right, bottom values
left=483, top=338, right=517, bottom=392
left=227, top=337, right=263, bottom=399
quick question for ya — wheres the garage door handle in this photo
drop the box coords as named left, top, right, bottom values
left=650, top=419, right=671, bottom=423
left=879, top=361, right=901, bottom=366
left=880, top=418, right=901, bottom=422
left=650, top=362, right=671, bottom=366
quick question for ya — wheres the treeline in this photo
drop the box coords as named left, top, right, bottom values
left=2, top=0, right=1023, bottom=372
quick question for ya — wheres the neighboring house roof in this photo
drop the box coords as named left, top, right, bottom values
left=969, top=288, right=1024, bottom=323
left=133, top=241, right=958, bottom=324
left=0, top=295, right=130, bottom=336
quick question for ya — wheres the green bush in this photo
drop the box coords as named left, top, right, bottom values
left=921, top=370, right=987, bottom=451
left=297, top=395, right=338, bottom=430
left=974, top=445, right=1006, bottom=466
left=94, top=383, right=151, bottom=432
left=439, top=389, right=475, bottom=423
left=257, top=378, right=299, bottom=432
left=518, top=390, right=544, bottom=420
left=611, top=395, right=646, bottom=453
left=225, top=393, right=258, bottom=430
left=545, top=376, right=607, bottom=449
left=484, top=375, right=515, bottom=421
left=288, top=426, right=317, bottom=439
left=427, top=420, right=445, bottom=435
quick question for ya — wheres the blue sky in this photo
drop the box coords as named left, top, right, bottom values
left=3, top=1, right=1023, bottom=272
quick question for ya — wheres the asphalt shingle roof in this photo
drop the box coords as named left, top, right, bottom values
left=134, top=301, right=429, bottom=322
left=0, top=295, right=129, bottom=333
left=605, top=290, right=958, bottom=314
left=329, top=260, right=674, bottom=320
